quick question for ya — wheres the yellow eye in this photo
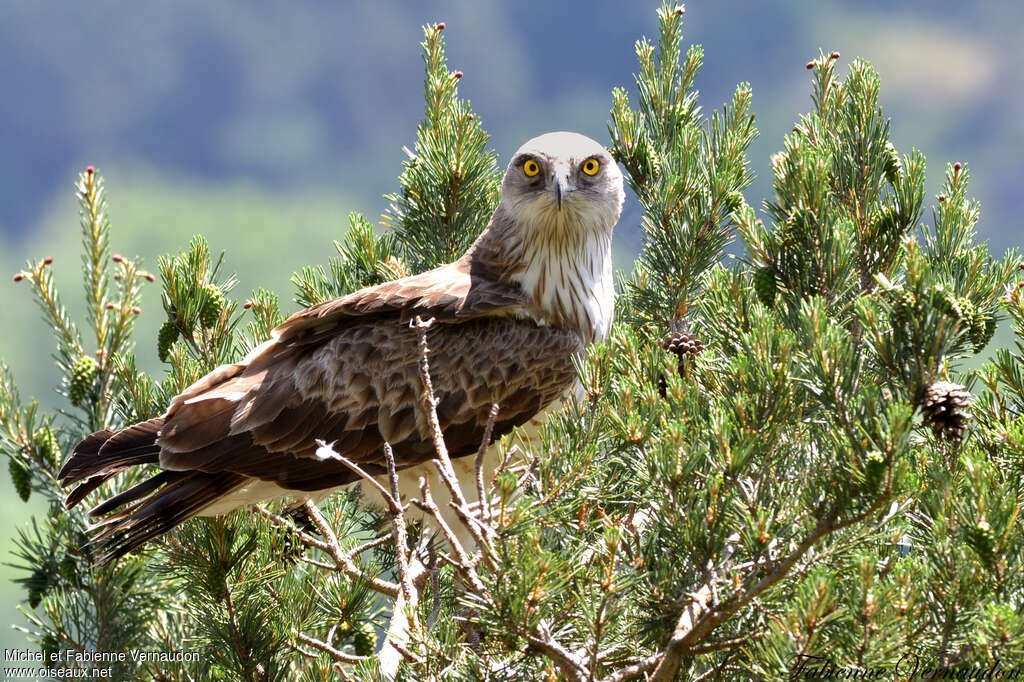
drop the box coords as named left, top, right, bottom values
left=581, top=158, right=600, bottom=176
left=523, top=159, right=540, bottom=177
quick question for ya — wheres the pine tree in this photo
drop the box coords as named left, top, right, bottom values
left=4, top=6, right=1024, bottom=681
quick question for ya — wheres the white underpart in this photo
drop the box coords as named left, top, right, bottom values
left=506, top=186, right=617, bottom=344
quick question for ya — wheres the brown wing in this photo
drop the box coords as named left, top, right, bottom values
left=158, top=316, right=582, bottom=490
left=271, top=259, right=532, bottom=347
left=60, top=265, right=578, bottom=561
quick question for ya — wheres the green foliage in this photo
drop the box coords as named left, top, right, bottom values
left=2, top=8, right=1024, bottom=682
left=381, top=22, right=502, bottom=274
left=292, top=212, right=406, bottom=307
left=609, top=3, right=757, bottom=326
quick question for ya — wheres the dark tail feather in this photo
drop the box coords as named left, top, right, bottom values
left=62, top=418, right=253, bottom=563
left=87, top=469, right=178, bottom=517
left=89, top=471, right=247, bottom=564
left=65, top=473, right=118, bottom=509
left=60, top=418, right=165, bottom=507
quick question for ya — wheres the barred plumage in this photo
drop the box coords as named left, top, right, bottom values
left=59, top=132, right=625, bottom=562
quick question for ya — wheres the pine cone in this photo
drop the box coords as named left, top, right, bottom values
left=921, top=380, right=972, bottom=442
left=352, top=621, right=377, bottom=656
left=9, top=458, right=31, bottom=502
left=157, top=320, right=180, bottom=362
left=783, top=206, right=811, bottom=242
left=931, top=285, right=962, bottom=320
left=724, top=190, right=744, bottom=214
left=957, top=297, right=977, bottom=326
left=33, top=427, right=60, bottom=468
left=659, top=330, right=704, bottom=357
left=970, top=313, right=996, bottom=353
left=863, top=450, right=886, bottom=493
left=58, top=556, right=79, bottom=587
left=270, top=526, right=304, bottom=565
left=200, top=284, right=226, bottom=328
left=892, top=289, right=917, bottom=327
left=883, top=141, right=902, bottom=185
left=753, top=266, right=777, bottom=306
left=966, top=519, right=997, bottom=570
left=872, top=205, right=900, bottom=236
left=68, top=355, right=99, bottom=407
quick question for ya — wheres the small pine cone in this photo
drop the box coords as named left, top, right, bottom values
left=957, top=297, right=977, bottom=327
left=352, top=621, right=377, bottom=656
left=9, top=458, right=31, bottom=502
left=892, top=289, right=917, bottom=327
left=932, top=286, right=962, bottom=320
left=58, top=556, right=79, bottom=586
left=973, top=314, right=997, bottom=353
left=200, top=284, right=226, bottom=328
left=753, top=266, right=777, bottom=306
left=69, top=355, right=99, bottom=407
left=724, top=190, right=744, bottom=214
left=33, top=427, right=61, bottom=468
left=157, top=321, right=180, bottom=362
left=921, top=380, right=972, bottom=442
left=872, top=205, right=900, bottom=235
left=660, top=331, right=703, bottom=357
left=783, top=206, right=810, bottom=241
left=883, top=141, right=903, bottom=185
left=967, top=519, right=997, bottom=570
left=863, top=450, right=886, bottom=493
left=968, top=309, right=993, bottom=353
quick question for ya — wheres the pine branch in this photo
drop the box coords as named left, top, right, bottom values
left=382, top=23, right=501, bottom=273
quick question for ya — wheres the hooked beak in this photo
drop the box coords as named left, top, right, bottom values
left=553, top=173, right=574, bottom=211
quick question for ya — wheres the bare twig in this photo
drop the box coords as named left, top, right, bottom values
left=526, top=621, right=589, bottom=682
left=332, top=663, right=356, bottom=682
left=347, top=534, right=393, bottom=557
left=378, top=441, right=429, bottom=680
left=689, top=634, right=752, bottom=655
left=412, top=316, right=492, bottom=550
left=315, top=440, right=396, bottom=506
left=597, top=652, right=661, bottom=682
left=648, top=508, right=861, bottom=682
left=311, top=501, right=401, bottom=599
left=379, top=554, right=428, bottom=678
left=475, top=402, right=500, bottom=521
left=293, top=630, right=369, bottom=665
left=257, top=503, right=399, bottom=598
left=384, top=443, right=416, bottom=609
left=648, top=533, right=740, bottom=681
left=413, top=479, right=489, bottom=589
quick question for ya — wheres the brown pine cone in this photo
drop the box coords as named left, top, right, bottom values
left=920, top=380, right=972, bottom=442
left=659, top=331, right=704, bottom=357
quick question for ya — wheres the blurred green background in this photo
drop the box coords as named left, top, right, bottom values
left=2, top=1, right=1021, bottom=656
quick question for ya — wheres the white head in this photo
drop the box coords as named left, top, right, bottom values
left=499, top=131, right=625, bottom=241
left=489, top=132, right=625, bottom=342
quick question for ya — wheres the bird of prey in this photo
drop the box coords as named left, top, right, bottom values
left=59, top=131, right=625, bottom=562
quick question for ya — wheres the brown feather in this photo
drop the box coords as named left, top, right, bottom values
left=63, top=131, right=624, bottom=562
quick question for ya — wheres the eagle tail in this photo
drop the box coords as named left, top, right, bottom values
left=87, top=470, right=247, bottom=564
left=60, top=417, right=246, bottom=563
